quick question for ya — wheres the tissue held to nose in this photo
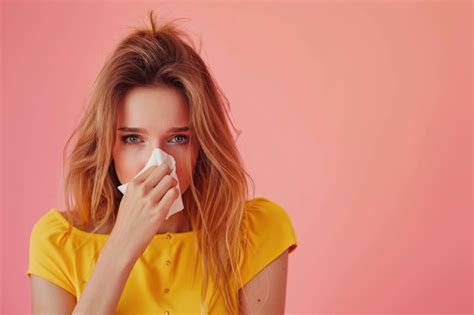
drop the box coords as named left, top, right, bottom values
left=117, top=148, right=184, bottom=220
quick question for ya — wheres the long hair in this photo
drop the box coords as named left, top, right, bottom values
left=61, top=10, right=256, bottom=314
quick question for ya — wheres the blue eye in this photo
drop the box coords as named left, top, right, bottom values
left=121, top=134, right=189, bottom=145
left=121, top=135, right=141, bottom=145
left=170, top=134, right=189, bottom=144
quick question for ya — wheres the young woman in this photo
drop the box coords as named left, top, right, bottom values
left=26, top=10, right=298, bottom=315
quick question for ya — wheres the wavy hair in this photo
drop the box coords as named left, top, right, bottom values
left=61, top=10, right=256, bottom=314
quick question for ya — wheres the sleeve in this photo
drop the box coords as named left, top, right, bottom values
left=239, top=197, right=298, bottom=287
left=26, top=210, right=77, bottom=297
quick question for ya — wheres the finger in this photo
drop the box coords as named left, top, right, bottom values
left=133, top=165, right=158, bottom=184
left=155, top=186, right=179, bottom=219
left=142, top=164, right=172, bottom=191
left=149, top=174, right=177, bottom=203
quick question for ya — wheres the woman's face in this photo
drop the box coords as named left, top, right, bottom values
left=112, top=84, right=199, bottom=196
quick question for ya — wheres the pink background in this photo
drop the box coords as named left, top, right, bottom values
left=1, top=1, right=472, bottom=314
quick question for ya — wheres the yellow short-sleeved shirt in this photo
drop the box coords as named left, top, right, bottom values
left=26, top=196, right=298, bottom=314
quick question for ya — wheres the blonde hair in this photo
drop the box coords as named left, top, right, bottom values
left=61, top=10, right=256, bottom=314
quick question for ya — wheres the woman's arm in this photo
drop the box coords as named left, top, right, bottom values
left=238, top=249, right=289, bottom=315
left=30, top=165, right=178, bottom=314
left=30, top=232, right=138, bottom=314
left=30, top=275, right=77, bottom=314
left=71, top=233, right=139, bottom=314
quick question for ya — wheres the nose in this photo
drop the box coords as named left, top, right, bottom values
left=149, top=146, right=172, bottom=157
left=144, top=147, right=176, bottom=169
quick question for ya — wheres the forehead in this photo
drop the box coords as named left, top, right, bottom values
left=117, top=85, right=189, bottom=127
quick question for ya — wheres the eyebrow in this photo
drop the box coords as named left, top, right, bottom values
left=117, top=126, right=190, bottom=133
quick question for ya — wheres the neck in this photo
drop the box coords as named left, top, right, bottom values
left=155, top=210, right=192, bottom=234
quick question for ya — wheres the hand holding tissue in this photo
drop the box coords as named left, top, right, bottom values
left=117, top=148, right=184, bottom=220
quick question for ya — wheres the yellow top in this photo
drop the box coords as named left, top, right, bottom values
left=26, top=196, right=298, bottom=314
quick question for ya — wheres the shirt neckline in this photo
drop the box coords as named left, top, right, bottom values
left=50, top=208, right=195, bottom=241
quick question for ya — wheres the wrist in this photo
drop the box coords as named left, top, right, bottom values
left=103, top=232, right=139, bottom=268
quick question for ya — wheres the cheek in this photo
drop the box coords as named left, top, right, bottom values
left=113, top=147, right=146, bottom=184
left=173, top=153, right=196, bottom=193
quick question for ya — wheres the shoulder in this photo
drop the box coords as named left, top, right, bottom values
left=243, top=196, right=298, bottom=253
left=244, top=197, right=294, bottom=228
left=28, top=208, right=77, bottom=258
left=29, top=209, right=71, bottom=243
left=27, top=208, right=77, bottom=297
left=240, top=196, right=298, bottom=287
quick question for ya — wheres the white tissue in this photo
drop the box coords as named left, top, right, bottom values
left=117, top=148, right=184, bottom=220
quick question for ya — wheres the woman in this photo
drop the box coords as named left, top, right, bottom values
left=26, top=10, right=298, bottom=314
